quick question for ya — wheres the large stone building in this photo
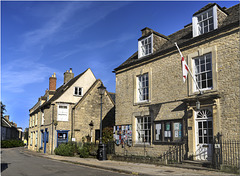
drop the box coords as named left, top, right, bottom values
left=28, top=68, right=115, bottom=154
left=113, top=3, right=239, bottom=161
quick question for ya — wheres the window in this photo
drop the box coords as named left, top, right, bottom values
left=136, top=116, right=151, bottom=144
left=197, top=10, right=214, bottom=35
left=194, top=53, right=213, bottom=91
left=57, top=104, right=68, bottom=121
left=57, top=131, right=69, bottom=147
left=138, top=35, right=153, bottom=58
left=137, top=73, right=149, bottom=102
left=30, top=117, right=32, bottom=128
left=192, top=6, right=217, bottom=37
left=74, top=87, right=83, bottom=96
left=35, top=131, right=38, bottom=147
left=32, top=116, right=35, bottom=127
left=35, top=114, right=38, bottom=126
left=30, top=132, right=33, bottom=146
left=41, top=111, right=45, bottom=125
left=154, top=120, right=183, bottom=143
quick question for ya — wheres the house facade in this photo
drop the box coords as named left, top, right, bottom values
left=1, top=115, right=21, bottom=141
left=28, top=68, right=115, bottom=154
left=114, top=3, right=239, bottom=161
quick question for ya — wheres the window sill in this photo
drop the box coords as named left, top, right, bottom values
left=134, top=100, right=151, bottom=106
left=73, top=94, right=83, bottom=97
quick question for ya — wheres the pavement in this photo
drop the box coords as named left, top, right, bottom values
left=21, top=148, right=235, bottom=176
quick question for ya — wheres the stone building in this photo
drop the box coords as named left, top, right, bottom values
left=28, top=68, right=115, bottom=154
left=1, top=115, right=21, bottom=141
left=113, top=3, right=239, bottom=161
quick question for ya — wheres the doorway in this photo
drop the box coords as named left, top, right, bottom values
left=195, top=109, right=213, bottom=161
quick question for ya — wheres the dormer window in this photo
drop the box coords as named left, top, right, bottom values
left=192, top=5, right=218, bottom=37
left=138, top=34, right=153, bottom=58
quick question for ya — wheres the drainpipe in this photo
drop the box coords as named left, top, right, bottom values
left=51, top=104, right=55, bottom=155
left=71, top=107, right=74, bottom=140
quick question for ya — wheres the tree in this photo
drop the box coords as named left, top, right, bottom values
left=102, top=127, right=113, bottom=144
left=1, top=101, right=7, bottom=118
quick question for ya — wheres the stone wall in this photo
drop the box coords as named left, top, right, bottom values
left=115, top=25, right=239, bottom=157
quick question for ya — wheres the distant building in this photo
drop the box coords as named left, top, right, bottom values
left=1, top=115, right=21, bottom=140
left=28, top=68, right=115, bottom=154
left=113, top=3, right=239, bottom=161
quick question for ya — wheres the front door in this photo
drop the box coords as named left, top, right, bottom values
left=195, top=109, right=213, bottom=161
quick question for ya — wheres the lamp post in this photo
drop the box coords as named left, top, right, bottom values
left=97, top=83, right=107, bottom=160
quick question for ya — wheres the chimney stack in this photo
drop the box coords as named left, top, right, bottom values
left=49, top=73, right=57, bottom=91
left=4, top=115, right=9, bottom=121
left=64, top=68, right=74, bottom=84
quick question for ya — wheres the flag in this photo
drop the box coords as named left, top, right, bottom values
left=175, top=43, right=189, bottom=82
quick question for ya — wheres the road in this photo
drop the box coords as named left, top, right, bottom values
left=1, top=148, right=129, bottom=176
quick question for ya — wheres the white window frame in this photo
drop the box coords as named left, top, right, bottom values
left=35, top=114, right=38, bottom=126
left=41, top=111, right=45, bottom=125
left=73, top=87, right=83, bottom=96
left=30, top=132, right=33, bottom=145
left=138, top=34, right=153, bottom=58
left=57, top=104, right=69, bottom=121
left=32, top=116, right=35, bottom=127
left=136, top=116, right=151, bottom=144
left=35, top=131, right=38, bottom=147
left=137, top=73, right=149, bottom=102
left=193, top=53, right=213, bottom=91
left=192, top=6, right=218, bottom=37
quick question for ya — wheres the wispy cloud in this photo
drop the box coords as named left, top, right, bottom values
left=2, top=59, right=58, bottom=93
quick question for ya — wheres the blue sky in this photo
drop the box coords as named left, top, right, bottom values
left=1, top=1, right=238, bottom=130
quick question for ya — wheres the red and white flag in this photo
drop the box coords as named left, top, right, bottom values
left=175, top=43, right=189, bottom=82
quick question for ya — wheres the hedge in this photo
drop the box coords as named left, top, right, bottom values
left=1, top=140, right=24, bottom=148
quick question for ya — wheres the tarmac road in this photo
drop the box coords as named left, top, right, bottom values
left=1, top=147, right=129, bottom=176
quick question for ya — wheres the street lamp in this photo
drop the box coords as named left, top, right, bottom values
left=97, top=83, right=107, bottom=160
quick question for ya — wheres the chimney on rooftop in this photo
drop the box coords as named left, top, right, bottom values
left=49, top=73, right=57, bottom=91
left=141, top=27, right=154, bottom=37
left=64, top=68, right=74, bottom=84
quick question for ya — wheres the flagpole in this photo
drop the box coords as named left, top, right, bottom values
left=175, top=42, right=202, bottom=94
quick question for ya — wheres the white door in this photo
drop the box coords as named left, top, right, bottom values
left=195, top=109, right=213, bottom=161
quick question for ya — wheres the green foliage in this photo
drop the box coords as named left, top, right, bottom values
left=102, top=127, right=113, bottom=144
left=54, top=143, right=75, bottom=156
left=1, top=140, right=24, bottom=148
left=1, top=101, right=6, bottom=118
left=78, top=142, right=98, bottom=158
left=78, top=146, right=89, bottom=158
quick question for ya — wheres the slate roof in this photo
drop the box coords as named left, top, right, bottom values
left=114, top=3, right=239, bottom=73
left=30, top=69, right=88, bottom=115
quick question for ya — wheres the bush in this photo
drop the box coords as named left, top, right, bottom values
left=78, top=143, right=98, bottom=158
left=54, top=143, right=75, bottom=156
left=1, top=140, right=24, bottom=148
left=78, top=147, right=89, bottom=158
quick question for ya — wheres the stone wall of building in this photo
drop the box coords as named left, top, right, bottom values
left=115, top=25, right=239, bottom=157
left=74, top=81, right=115, bottom=143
